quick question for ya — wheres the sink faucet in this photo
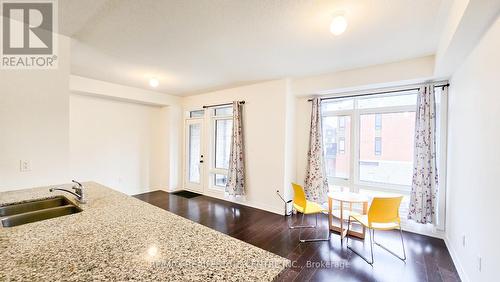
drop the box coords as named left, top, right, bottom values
left=49, top=180, right=86, bottom=204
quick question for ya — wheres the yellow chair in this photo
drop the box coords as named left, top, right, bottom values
left=289, top=183, right=331, bottom=243
left=346, top=196, right=406, bottom=265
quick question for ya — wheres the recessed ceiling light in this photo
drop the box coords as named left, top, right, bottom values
left=330, top=14, right=347, bottom=36
left=149, top=78, right=159, bottom=88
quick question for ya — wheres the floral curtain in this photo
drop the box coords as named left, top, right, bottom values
left=304, top=97, right=329, bottom=203
left=408, top=84, right=438, bottom=224
left=226, top=101, right=245, bottom=196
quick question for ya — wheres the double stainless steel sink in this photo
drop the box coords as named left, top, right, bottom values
left=0, top=196, right=82, bottom=227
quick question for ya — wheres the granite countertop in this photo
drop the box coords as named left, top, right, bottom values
left=0, top=182, right=288, bottom=281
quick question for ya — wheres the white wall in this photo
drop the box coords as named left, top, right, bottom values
left=71, top=75, right=179, bottom=106
left=291, top=55, right=435, bottom=96
left=294, top=98, right=312, bottom=187
left=0, top=36, right=71, bottom=191
left=179, top=55, right=436, bottom=215
left=446, top=16, right=500, bottom=282
left=69, top=94, right=170, bottom=195
left=0, top=30, right=182, bottom=194
left=434, top=0, right=500, bottom=76
left=182, top=79, right=294, bottom=214
left=69, top=75, right=182, bottom=194
left=282, top=79, right=297, bottom=212
left=150, top=105, right=182, bottom=191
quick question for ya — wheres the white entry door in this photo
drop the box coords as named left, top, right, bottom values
left=184, top=119, right=204, bottom=192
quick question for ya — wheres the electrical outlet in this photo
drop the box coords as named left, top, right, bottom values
left=19, top=160, right=31, bottom=172
left=462, top=234, right=466, bottom=248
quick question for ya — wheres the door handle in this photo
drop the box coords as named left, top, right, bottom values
left=199, top=160, right=204, bottom=163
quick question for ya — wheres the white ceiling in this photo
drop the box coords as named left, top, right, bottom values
left=61, top=0, right=446, bottom=96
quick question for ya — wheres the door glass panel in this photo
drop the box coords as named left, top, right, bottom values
left=188, top=123, right=201, bottom=183
left=359, top=112, right=415, bottom=186
left=322, top=115, right=351, bottom=179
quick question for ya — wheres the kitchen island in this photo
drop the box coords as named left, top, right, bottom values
left=0, top=182, right=288, bottom=281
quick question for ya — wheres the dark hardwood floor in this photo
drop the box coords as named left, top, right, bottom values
left=133, top=190, right=460, bottom=282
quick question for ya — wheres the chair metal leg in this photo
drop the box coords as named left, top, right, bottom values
left=400, top=227, right=407, bottom=260
left=346, top=216, right=374, bottom=265
left=298, top=213, right=305, bottom=240
left=298, top=213, right=331, bottom=243
left=373, top=227, right=407, bottom=261
left=289, top=212, right=316, bottom=229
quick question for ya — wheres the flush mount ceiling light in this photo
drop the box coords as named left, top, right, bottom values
left=330, top=14, right=348, bottom=36
left=149, top=78, right=159, bottom=88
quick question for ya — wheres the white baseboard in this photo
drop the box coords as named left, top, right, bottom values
left=160, top=187, right=179, bottom=193
left=444, top=236, right=469, bottom=282
left=232, top=198, right=284, bottom=215
left=205, top=191, right=284, bottom=215
left=146, top=186, right=180, bottom=193
left=400, top=224, right=445, bottom=239
left=178, top=186, right=285, bottom=215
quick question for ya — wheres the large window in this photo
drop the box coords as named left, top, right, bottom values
left=321, top=86, right=447, bottom=229
left=211, top=106, right=233, bottom=188
left=322, top=90, right=418, bottom=191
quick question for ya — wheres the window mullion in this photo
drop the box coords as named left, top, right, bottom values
left=351, top=99, right=360, bottom=193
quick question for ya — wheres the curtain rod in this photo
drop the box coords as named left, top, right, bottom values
left=307, top=83, right=449, bottom=102
left=202, top=101, right=245, bottom=109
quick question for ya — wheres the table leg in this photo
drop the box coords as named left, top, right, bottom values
left=328, top=197, right=333, bottom=230
left=340, top=201, right=344, bottom=239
